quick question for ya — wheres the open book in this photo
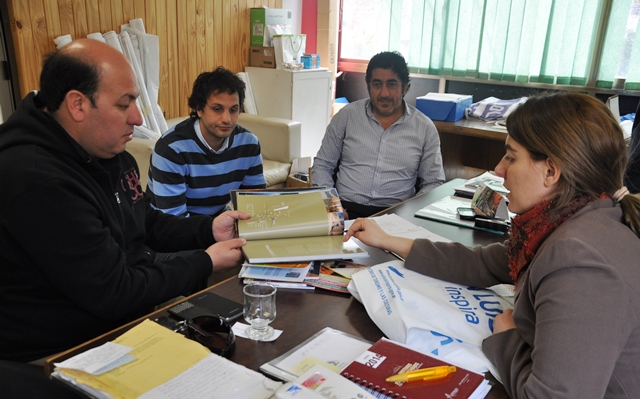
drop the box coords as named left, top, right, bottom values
left=232, top=188, right=368, bottom=263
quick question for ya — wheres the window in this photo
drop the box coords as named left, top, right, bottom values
left=340, top=0, right=640, bottom=91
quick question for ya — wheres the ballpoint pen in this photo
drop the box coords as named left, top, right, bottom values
left=385, top=365, right=457, bottom=383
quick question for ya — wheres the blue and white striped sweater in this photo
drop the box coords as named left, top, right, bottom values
left=147, top=118, right=265, bottom=216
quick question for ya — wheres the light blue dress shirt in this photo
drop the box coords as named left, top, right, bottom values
left=312, top=99, right=445, bottom=207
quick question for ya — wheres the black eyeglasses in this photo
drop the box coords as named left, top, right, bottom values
left=178, top=315, right=236, bottom=358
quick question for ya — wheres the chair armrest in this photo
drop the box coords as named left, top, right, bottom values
left=238, top=113, right=302, bottom=164
left=126, top=137, right=156, bottom=189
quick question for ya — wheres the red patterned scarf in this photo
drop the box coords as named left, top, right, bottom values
left=506, top=195, right=592, bottom=286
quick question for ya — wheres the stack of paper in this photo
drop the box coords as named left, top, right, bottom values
left=52, top=319, right=282, bottom=399
left=453, top=171, right=508, bottom=198
left=239, top=261, right=319, bottom=290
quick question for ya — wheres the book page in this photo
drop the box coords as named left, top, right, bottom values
left=367, top=213, right=452, bottom=242
left=57, top=319, right=210, bottom=398
left=231, top=187, right=345, bottom=240
left=139, top=353, right=281, bottom=399
left=241, top=235, right=368, bottom=263
left=55, top=320, right=281, bottom=399
left=237, top=191, right=342, bottom=241
left=260, top=328, right=372, bottom=382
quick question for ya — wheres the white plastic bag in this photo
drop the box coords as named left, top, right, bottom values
left=465, top=96, right=527, bottom=121
left=266, top=24, right=292, bottom=47
left=348, top=260, right=513, bottom=373
left=273, top=34, right=306, bottom=69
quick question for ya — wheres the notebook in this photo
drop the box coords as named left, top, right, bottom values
left=341, top=338, right=491, bottom=399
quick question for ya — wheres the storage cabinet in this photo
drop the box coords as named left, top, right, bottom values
left=245, top=67, right=333, bottom=158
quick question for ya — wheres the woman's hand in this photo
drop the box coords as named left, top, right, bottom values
left=493, top=309, right=516, bottom=334
left=345, top=218, right=414, bottom=259
left=344, top=218, right=388, bottom=247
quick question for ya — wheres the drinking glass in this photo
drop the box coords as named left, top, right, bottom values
left=243, top=283, right=277, bottom=340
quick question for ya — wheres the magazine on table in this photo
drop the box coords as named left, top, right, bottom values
left=415, top=184, right=512, bottom=235
left=453, top=171, right=507, bottom=199
left=259, top=327, right=373, bottom=382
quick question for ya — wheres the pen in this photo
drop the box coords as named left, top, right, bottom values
left=385, top=365, right=456, bottom=383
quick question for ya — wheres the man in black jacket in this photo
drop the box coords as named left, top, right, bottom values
left=0, top=39, right=249, bottom=362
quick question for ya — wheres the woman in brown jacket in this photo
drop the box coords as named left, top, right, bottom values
left=346, top=92, right=640, bottom=399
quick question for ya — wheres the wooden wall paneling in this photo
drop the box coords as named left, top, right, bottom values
left=230, top=0, right=243, bottom=73
left=85, top=0, right=99, bottom=34
left=143, top=0, right=155, bottom=33
left=7, top=0, right=38, bottom=95
left=6, top=0, right=283, bottom=119
left=110, top=0, right=123, bottom=30
left=186, top=0, right=198, bottom=116
left=97, top=0, right=112, bottom=33
left=210, top=0, right=223, bottom=73
left=195, top=0, right=205, bottom=73
left=177, top=0, right=190, bottom=118
left=30, top=0, right=51, bottom=76
left=42, top=0, right=61, bottom=43
left=56, top=0, right=74, bottom=38
left=154, top=0, right=170, bottom=118
left=132, top=0, right=145, bottom=21
left=70, top=0, right=88, bottom=38
left=203, top=0, right=215, bottom=72
left=238, top=0, right=251, bottom=71
left=221, top=0, right=231, bottom=68
left=121, top=0, right=135, bottom=23
left=165, top=0, right=179, bottom=118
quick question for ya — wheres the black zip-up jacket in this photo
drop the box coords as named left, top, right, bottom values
left=0, top=92, right=215, bottom=362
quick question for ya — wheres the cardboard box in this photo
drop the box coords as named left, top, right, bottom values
left=286, top=157, right=312, bottom=188
left=250, top=46, right=276, bottom=68
left=286, top=174, right=311, bottom=188
left=416, top=93, right=473, bottom=122
left=250, top=7, right=292, bottom=47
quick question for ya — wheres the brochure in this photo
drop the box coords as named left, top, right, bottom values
left=232, top=188, right=368, bottom=263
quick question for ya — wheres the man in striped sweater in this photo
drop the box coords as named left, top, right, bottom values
left=147, top=67, right=266, bottom=217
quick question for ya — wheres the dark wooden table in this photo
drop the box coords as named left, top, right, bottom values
left=45, top=179, right=509, bottom=398
left=376, top=178, right=508, bottom=247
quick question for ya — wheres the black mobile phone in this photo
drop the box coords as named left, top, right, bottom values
left=168, top=292, right=244, bottom=323
left=457, top=207, right=477, bottom=221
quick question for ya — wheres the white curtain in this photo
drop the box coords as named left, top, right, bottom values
left=341, top=0, right=640, bottom=90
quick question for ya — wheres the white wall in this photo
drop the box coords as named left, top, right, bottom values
left=282, top=0, right=302, bottom=34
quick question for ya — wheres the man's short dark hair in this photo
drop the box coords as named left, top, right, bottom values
left=39, top=51, right=100, bottom=112
left=188, top=67, right=246, bottom=118
left=365, top=51, right=410, bottom=87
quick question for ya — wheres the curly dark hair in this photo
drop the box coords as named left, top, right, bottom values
left=365, top=51, right=410, bottom=87
left=188, top=67, right=246, bottom=118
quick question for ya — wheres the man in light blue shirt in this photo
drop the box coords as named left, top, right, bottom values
left=312, top=51, right=445, bottom=218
